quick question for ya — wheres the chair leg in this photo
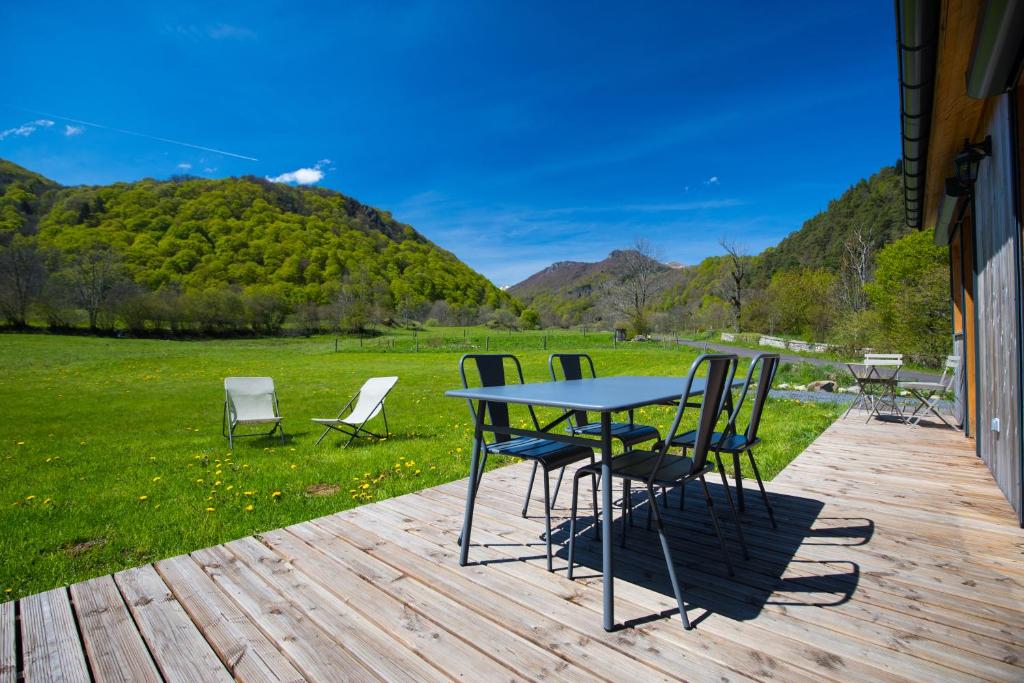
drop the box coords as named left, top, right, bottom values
left=747, top=449, right=776, bottom=529
left=522, top=461, right=539, bottom=518
left=590, top=471, right=601, bottom=541
left=568, top=471, right=583, bottom=580
left=646, top=484, right=691, bottom=630
left=542, top=468, right=553, bottom=572
left=715, top=453, right=750, bottom=561
left=732, top=452, right=744, bottom=513
left=551, top=466, right=566, bottom=509
left=699, top=475, right=735, bottom=577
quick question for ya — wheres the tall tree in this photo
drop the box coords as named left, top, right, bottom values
left=718, top=238, right=749, bottom=332
left=837, top=228, right=874, bottom=313
left=0, top=236, right=48, bottom=326
left=64, top=245, right=123, bottom=330
left=613, top=238, right=663, bottom=335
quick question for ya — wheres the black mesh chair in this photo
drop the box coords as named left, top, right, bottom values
left=668, top=353, right=780, bottom=527
left=566, top=353, right=742, bottom=629
left=543, top=353, right=661, bottom=521
left=458, top=354, right=596, bottom=571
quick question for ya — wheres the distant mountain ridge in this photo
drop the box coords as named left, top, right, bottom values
left=509, top=164, right=909, bottom=328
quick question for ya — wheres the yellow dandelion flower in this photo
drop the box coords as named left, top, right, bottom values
left=244, top=491, right=254, bottom=496
left=25, top=495, right=35, bottom=501
left=196, top=478, right=204, bottom=484
left=245, top=504, right=254, bottom=511
left=139, top=495, right=148, bottom=501
left=152, top=476, right=161, bottom=482
left=360, top=483, right=370, bottom=489
left=414, top=469, right=421, bottom=475
left=271, top=491, right=281, bottom=498
left=456, top=447, right=462, bottom=453
left=206, top=507, right=215, bottom=512
left=290, top=464, right=297, bottom=470
left=214, top=480, right=222, bottom=486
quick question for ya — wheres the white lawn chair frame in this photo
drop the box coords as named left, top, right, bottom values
left=313, top=376, right=398, bottom=447
left=223, top=377, right=285, bottom=449
left=898, top=355, right=959, bottom=427
left=844, top=354, right=904, bottom=421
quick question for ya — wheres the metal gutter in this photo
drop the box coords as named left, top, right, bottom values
left=895, top=0, right=940, bottom=228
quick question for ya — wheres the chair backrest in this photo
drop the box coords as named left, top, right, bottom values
left=864, top=353, right=903, bottom=365
left=347, top=376, right=398, bottom=423
left=224, top=377, right=279, bottom=420
left=730, top=353, right=780, bottom=443
left=459, top=354, right=539, bottom=443
left=650, top=354, right=737, bottom=483
left=938, top=354, right=960, bottom=389
left=549, top=353, right=597, bottom=427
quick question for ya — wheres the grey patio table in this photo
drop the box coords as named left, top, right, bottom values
left=445, top=375, right=740, bottom=631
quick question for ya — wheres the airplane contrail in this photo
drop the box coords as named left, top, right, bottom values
left=7, top=105, right=259, bottom=161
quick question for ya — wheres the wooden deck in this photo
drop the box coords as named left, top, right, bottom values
left=3, top=415, right=1024, bottom=682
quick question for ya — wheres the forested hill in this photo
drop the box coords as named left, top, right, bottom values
left=508, top=163, right=935, bottom=354
left=0, top=159, right=511, bottom=331
left=754, top=164, right=906, bottom=276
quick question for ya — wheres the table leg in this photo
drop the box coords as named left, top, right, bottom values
left=459, top=401, right=485, bottom=566
left=601, top=411, right=615, bottom=631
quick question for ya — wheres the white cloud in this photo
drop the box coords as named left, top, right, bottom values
left=0, top=119, right=55, bottom=141
left=166, top=23, right=256, bottom=41
left=64, top=124, right=84, bottom=137
left=176, top=162, right=192, bottom=170
left=705, top=176, right=720, bottom=185
left=267, top=159, right=330, bottom=185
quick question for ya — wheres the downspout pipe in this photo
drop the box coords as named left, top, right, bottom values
left=895, top=0, right=940, bottom=229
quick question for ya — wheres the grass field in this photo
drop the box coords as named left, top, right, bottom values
left=0, top=331, right=843, bottom=599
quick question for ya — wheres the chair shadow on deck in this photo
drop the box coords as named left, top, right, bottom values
left=509, top=479, right=866, bottom=627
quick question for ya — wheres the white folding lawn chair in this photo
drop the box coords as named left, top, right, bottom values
left=898, top=355, right=959, bottom=427
left=223, top=377, right=285, bottom=449
left=312, top=376, right=398, bottom=447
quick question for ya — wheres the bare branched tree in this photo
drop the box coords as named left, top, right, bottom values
left=0, top=237, right=48, bottom=327
left=838, top=228, right=874, bottom=313
left=65, top=245, right=123, bottom=330
left=612, top=238, right=663, bottom=335
left=718, top=238, right=749, bottom=332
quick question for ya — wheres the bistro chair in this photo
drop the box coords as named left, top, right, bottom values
left=544, top=353, right=661, bottom=521
left=222, top=377, right=285, bottom=449
left=311, top=376, right=398, bottom=447
left=458, top=353, right=596, bottom=571
left=667, top=353, right=781, bottom=528
left=898, top=355, right=959, bottom=428
left=566, top=353, right=743, bottom=630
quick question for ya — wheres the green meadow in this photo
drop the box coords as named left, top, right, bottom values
left=0, top=331, right=843, bottom=599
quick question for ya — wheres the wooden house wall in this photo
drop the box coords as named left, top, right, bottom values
left=972, top=92, right=1023, bottom=522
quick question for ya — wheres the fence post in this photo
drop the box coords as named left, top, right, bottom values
left=359, top=336, right=363, bottom=349
left=334, top=337, right=338, bottom=352
left=486, top=336, right=490, bottom=351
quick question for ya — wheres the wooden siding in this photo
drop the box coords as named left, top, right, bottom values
left=1, top=416, right=1023, bottom=681
left=973, top=93, right=1024, bottom=523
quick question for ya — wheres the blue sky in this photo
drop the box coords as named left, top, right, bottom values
left=0, top=1, right=898, bottom=285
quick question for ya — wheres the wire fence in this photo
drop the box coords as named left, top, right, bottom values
left=333, top=332, right=696, bottom=354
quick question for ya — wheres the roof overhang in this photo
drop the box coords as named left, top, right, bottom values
left=895, top=0, right=1024, bottom=243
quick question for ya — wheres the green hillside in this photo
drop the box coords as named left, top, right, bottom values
left=0, top=160, right=512, bottom=332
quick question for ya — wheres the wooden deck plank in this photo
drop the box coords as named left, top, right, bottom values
left=0, top=601, right=14, bottom=683
left=114, top=565, right=232, bottom=683
left=406, top=483, right=1024, bottom=668
left=190, top=544, right=379, bottom=682
left=69, top=576, right=161, bottom=683
left=19, top=588, right=90, bottom=682
left=264, top=525, right=526, bottom=681
left=412, top=479, right=989, bottom=682
left=9, top=416, right=1024, bottom=682
left=155, top=555, right=305, bottom=683
left=224, top=535, right=450, bottom=683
